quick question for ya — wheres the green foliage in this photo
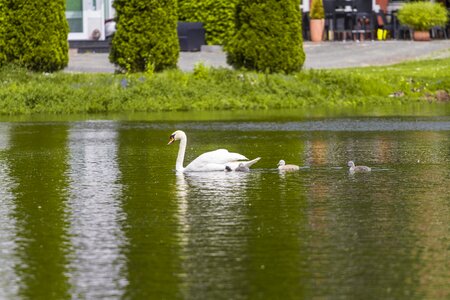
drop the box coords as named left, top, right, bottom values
left=310, top=0, right=325, bottom=19
left=192, top=62, right=211, bottom=79
left=109, top=0, right=179, bottom=73
left=397, top=1, right=448, bottom=31
left=0, top=0, right=68, bottom=72
left=178, top=0, right=238, bottom=45
left=0, top=1, right=7, bottom=66
left=1, top=57, right=449, bottom=115
left=225, top=0, right=305, bottom=74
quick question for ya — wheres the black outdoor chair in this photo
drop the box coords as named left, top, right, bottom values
left=431, top=26, right=448, bottom=39
left=332, top=0, right=356, bottom=41
left=352, top=0, right=374, bottom=40
left=323, top=0, right=336, bottom=40
left=352, top=12, right=376, bottom=41
left=177, top=22, right=206, bottom=52
left=333, top=11, right=355, bottom=41
left=447, top=18, right=450, bottom=38
left=396, top=25, right=413, bottom=40
left=392, top=12, right=412, bottom=40
left=447, top=10, right=450, bottom=38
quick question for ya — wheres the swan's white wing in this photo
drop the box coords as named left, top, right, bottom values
left=225, top=157, right=261, bottom=171
left=189, top=149, right=248, bottom=165
left=184, top=149, right=248, bottom=172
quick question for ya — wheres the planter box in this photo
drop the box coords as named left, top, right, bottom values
left=413, top=31, right=431, bottom=41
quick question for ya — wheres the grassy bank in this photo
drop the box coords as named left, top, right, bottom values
left=0, top=57, right=449, bottom=115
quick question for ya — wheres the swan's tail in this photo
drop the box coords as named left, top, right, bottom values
left=243, top=157, right=261, bottom=168
left=225, top=157, right=261, bottom=171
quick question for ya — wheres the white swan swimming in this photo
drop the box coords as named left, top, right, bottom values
left=168, top=130, right=260, bottom=172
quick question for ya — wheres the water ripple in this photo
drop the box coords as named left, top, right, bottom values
left=126, top=117, right=450, bottom=132
left=66, top=123, right=128, bottom=299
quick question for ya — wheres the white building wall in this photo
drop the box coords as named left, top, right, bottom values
left=68, top=0, right=107, bottom=41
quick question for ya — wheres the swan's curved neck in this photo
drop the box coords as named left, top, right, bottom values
left=176, top=134, right=187, bottom=172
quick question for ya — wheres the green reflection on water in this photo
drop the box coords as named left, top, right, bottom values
left=8, top=124, right=70, bottom=299
left=117, top=128, right=183, bottom=299
left=0, top=104, right=449, bottom=123
left=0, top=116, right=448, bottom=299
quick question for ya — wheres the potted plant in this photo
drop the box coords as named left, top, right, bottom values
left=397, top=1, right=448, bottom=41
left=309, top=0, right=325, bottom=42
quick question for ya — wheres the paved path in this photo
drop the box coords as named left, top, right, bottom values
left=65, top=40, right=450, bottom=73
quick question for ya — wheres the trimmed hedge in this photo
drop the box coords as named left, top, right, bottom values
left=0, top=0, right=69, bottom=72
left=110, top=0, right=179, bottom=73
left=225, top=0, right=305, bottom=74
left=178, top=0, right=238, bottom=45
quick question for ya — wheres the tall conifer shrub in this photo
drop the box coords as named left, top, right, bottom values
left=178, top=0, right=238, bottom=45
left=0, top=1, right=6, bottom=66
left=110, top=0, right=179, bottom=73
left=0, top=0, right=69, bottom=72
left=226, top=0, right=305, bottom=73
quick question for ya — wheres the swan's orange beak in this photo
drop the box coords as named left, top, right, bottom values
left=168, top=136, right=175, bottom=145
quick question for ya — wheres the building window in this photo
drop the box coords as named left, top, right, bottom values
left=66, top=0, right=83, bottom=33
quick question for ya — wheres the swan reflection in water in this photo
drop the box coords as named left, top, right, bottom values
left=174, top=171, right=255, bottom=286
left=176, top=171, right=253, bottom=200
left=175, top=170, right=255, bottom=240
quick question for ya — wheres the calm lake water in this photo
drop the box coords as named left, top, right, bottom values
left=0, top=110, right=449, bottom=299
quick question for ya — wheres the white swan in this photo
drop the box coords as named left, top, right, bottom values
left=277, top=160, right=300, bottom=171
left=168, top=130, right=261, bottom=172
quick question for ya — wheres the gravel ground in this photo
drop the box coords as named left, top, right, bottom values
left=65, top=40, right=450, bottom=73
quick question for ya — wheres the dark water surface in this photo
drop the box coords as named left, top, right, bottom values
left=0, top=113, right=449, bottom=299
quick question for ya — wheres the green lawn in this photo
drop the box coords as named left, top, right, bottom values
left=0, top=56, right=449, bottom=115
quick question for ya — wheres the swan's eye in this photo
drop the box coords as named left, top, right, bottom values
left=168, top=134, right=176, bottom=145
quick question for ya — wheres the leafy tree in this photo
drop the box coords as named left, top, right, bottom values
left=226, top=0, right=305, bottom=73
left=110, top=0, right=179, bottom=73
left=178, top=0, right=238, bottom=45
left=0, top=0, right=69, bottom=72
